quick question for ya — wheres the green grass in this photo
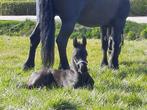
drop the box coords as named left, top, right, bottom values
left=0, top=36, right=147, bottom=110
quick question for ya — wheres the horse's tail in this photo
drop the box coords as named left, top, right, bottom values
left=39, top=0, right=55, bottom=68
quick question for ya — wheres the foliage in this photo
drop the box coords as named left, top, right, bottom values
left=130, top=0, right=147, bottom=16
left=126, top=31, right=137, bottom=40
left=1, top=20, right=147, bottom=40
left=124, top=21, right=147, bottom=40
left=72, top=24, right=100, bottom=39
left=0, top=37, right=147, bottom=109
left=0, top=20, right=35, bottom=36
left=140, top=27, right=147, bottom=39
left=0, top=1, right=35, bottom=15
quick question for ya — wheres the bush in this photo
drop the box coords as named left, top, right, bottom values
left=71, top=24, right=100, bottom=39
left=0, top=1, right=35, bottom=15
left=130, top=0, right=147, bottom=16
left=0, top=20, right=35, bottom=36
left=140, top=28, right=147, bottom=39
left=126, top=31, right=137, bottom=40
left=0, top=20, right=147, bottom=40
left=124, top=21, right=147, bottom=39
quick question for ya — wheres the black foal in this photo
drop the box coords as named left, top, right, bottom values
left=27, top=37, right=94, bottom=89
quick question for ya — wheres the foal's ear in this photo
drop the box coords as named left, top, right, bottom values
left=73, top=37, right=78, bottom=47
left=82, top=36, right=87, bottom=47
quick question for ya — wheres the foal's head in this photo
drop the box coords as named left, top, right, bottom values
left=71, top=37, right=88, bottom=73
left=71, top=37, right=94, bottom=89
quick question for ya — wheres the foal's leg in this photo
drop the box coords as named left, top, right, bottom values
left=56, top=21, right=75, bottom=69
left=23, top=23, right=40, bottom=70
left=100, top=26, right=109, bottom=67
left=109, top=19, right=126, bottom=69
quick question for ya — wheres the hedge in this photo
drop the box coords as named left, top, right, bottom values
left=0, top=1, right=35, bottom=15
left=0, top=20, right=35, bottom=36
left=0, top=20, right=147, bottom=40
left=130, top=0, right=147, bottom=16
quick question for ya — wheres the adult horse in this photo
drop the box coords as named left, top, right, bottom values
left=24, top=0, right=130, bottom=70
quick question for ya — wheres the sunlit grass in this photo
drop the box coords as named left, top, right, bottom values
left=0, top=36, right=147, bottom=110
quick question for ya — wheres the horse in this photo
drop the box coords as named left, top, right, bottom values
left=23, top=0, right=130, bottom=70
left=27, top=37, right=94, bottom=89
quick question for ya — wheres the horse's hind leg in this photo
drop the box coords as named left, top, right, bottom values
left=108, top=27, right=113, bottom=55
left=23, top=23, right=40, bottom=70
left=109, top=19, right=126, bottom=69
left=108, top=30, right=124, bottom=55
left=100, top=26, right=109, bottom=67
left=56, top=21, right=75, bottom=69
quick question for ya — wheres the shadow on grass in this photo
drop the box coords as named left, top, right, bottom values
left=121, top=60, right=147, bottom=75
left=53, top=100, right=78, bottom=110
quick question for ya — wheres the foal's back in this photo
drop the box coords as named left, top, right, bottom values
left=27, top=69, right=79, bottom=88
left=51, top=69, right=78, bottom=87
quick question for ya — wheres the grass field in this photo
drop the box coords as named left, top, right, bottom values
left=0, top=36, right=147, bottom=110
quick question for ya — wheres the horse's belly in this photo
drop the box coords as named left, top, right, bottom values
left=78, top=0, right=120, bottom=27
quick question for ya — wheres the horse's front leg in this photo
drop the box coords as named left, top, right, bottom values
left=100, top=26, right=109, bottom=67
left=56, top=21, right=75, bottom=69
left=23, top=23, right=40, bottom=70
left=109, top=19, right=126, bottom=69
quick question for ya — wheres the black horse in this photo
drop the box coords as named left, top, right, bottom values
left=24, top=0, right=130, bottom=70
left=27, top=37, right=94, bottom=89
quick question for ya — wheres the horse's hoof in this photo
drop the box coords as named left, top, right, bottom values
left=23, top=64, right=34, bottom=71
left=100, top=61, right=108, bottom=67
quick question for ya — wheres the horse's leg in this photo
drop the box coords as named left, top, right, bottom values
left=56, top=21, right=75, bottom=69
left=108, top=27, right=113, bottom=55
left=100, top=26, right=108, bottom=67
left=109, top=19, right=126, bottom=69
left=108, top=29, right=124, bottom=55
left=23, top=23, right=40, bottom=70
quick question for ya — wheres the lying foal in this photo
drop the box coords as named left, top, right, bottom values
left=27, top=37, right=94, bottom=89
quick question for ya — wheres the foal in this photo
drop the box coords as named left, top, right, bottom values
left=27, top=37, right=94, bottom=89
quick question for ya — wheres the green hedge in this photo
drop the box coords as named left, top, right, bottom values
left=0, top=1, right=35, bottom=15
left=130, top=0, right=147, bottom=16
left=0, top=20, right=35, bottom=36
left=0, top=20, right=147, bottom=40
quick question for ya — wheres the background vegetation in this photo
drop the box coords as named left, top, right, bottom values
left=0, top=20, right=147, bottom=40
left=130, top=0, right=147, bottom=16
left=0, top=37, right=147, bottom=110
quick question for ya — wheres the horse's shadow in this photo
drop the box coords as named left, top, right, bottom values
left=121, top=60, right=147, bottom=75
left=52, top=100, right=78, bottom=110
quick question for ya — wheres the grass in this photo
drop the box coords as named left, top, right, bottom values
left=0, top=36, right=147, bottom=110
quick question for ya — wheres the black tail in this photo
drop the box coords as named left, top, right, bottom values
left=39, top=0, right=55, bottom=68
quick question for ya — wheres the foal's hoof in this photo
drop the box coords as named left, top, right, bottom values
left=23, top=64, right=34, bottom=71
